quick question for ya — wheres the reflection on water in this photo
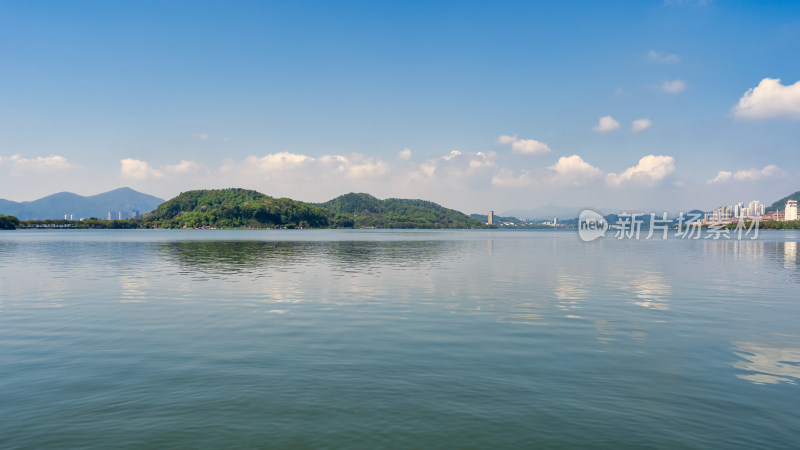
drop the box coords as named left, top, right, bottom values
left=1, top=230, right=800, bottom=448
left=734, top=340, right=800, bottom=385
left=158, top=240, right=465, bottom=278
left=120, top=275, right=148, bottom=303
left=785, top=241, right=797, bottom=269
left=554, top=273, right=588, bottom=318
left=629, top=272, right=672, bottom=310
left=704, top=239, right=800, bottom=277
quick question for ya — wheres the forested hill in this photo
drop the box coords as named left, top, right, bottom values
left=138, top=189, right=487, bottom=229
left=768, top=190, right=800, bottom=211
left=319, top=193, right=486, bottom=228
left=139, top=189, right=330, bottom=229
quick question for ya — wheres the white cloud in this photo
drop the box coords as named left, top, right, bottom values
left=243, top=152, right=313, bottom=172
left=410, top=150, right=497, bottom=187
left=492, top=168, right=533, bottom=187
left=648, top=50, right=680, bottom=63
left=661, top=80, right=687, bottom=93
left=631, top=118, right=653, bottom=132
left=706, top=165, right=786, bottom=184
left=607, top=155, right=676, bottom=187
left=120, top=158, right=164, bottom=179
left=398, top=148, right=412, bottom=160
left=234, top=152, right=390, bottom=182
left=512, top=139, right=552, bottom=155
left=442, top=150, right=462, bottom=160
left=319, top=154, right=389, bottom=179
left=193, top=132, right=209, bottom=140
left=164, top=160, right=201, bottom=174
left=547, top=155, right=603, bottom=186
left=2, top=154, right=79, bottom=171
left=120, top=158, right=204, bottom=180
left=593, top=116, right=620, bottom=132
left=496, top=134, right=517, bottom=144
left=731, top=78, right=800, bottom=120
left=497, top=135, right=552, bottom=155
left=707, top=170, right=732, bottom=184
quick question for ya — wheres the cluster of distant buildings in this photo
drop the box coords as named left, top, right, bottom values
left=705, top=200, right=766, bottom=222
left=484, top=197, right=800, bottom=229
left=704, top=199, right=798, bottom=223
left=541, top=218, right=559, bottom=227
left=61, top=210, right=142, bottom=221
left=486, top=211, right=561, bottom=227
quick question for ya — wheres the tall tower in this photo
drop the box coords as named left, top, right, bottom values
left=786, top=199, right=798, bottom=221
left=488, top=211, right=494, bottom=225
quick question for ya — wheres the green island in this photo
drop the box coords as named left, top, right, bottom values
left=0, top=214, right=20, bottom=230
left=14, top=189, right=489, bottom=230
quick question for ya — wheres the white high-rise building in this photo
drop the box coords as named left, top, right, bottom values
left=734, top=202, right=744, bottom=218
left=786, top=199, right=798, bottom=221
left=746, top=200, right=764, bottom=218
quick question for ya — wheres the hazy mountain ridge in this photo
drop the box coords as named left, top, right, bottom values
left=0, top=187, right=165, bottom=220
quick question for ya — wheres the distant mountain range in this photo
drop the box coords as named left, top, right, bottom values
left=0, top=187, right=164, bottom=220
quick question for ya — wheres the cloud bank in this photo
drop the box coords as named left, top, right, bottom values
left=707, top=164, right=785, bottom=184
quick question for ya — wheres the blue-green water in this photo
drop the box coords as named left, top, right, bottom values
left=1, top=229, right=799, bottom=448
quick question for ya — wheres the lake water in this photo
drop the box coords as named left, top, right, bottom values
left=1, top=229, right=799, bottom=448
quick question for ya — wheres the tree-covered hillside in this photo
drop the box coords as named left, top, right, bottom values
left=320, top=193, right=486, bottom=228
left=112, top=189, right=489, bottom=229
left=140, top=189, right=330, bottom=229
left=768, top=190, right=800, bottom=212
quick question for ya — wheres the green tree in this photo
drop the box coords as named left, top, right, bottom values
left=0, top=214, right=20, bottom=230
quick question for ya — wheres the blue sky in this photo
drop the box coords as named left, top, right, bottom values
left=1, top=0, right=799, bottom=213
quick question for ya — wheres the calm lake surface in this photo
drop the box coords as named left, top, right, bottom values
left=1, top=229, right=799, bottom=448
